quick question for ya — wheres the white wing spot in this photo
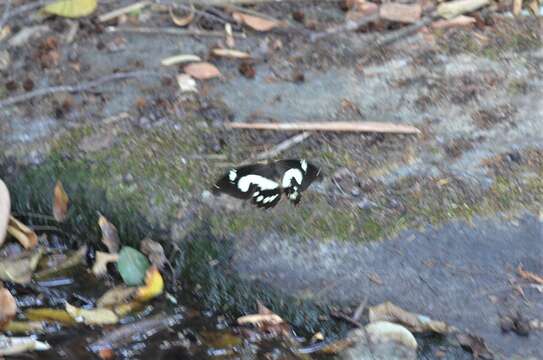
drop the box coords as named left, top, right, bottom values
left=257, top=195, right=264, bottom=202
left=264, top=194, right=279, bottom=204
left=252, top=191, right=260, bottom=197
left=300, top=160, right=308, bottom=172
left=237, top=175, right=279, bottom=192
left=228, top=169, right=237, bottom=181
left=282, top=168, right=303, bottom=188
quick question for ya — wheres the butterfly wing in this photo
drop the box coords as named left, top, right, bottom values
left=213, top=163, right=281, bottom=200
left=275, top=159, right=322, bottom=191
left=250, top=189, right=282, bottom=209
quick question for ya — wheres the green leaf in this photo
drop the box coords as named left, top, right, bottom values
left=116, top=246, right=150, bottom=286
left=43, top=0, right=97, bottom=18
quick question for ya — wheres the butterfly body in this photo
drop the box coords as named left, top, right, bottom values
left=213, top=160, right=321, bottom=208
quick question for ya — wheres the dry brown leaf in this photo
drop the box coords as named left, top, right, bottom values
left=140, top=238, right=166, bottom=269
left=379, top=3, right=421, bottom=23
left=53, top=180, right=69, bottom=222
left=7, top=216, right=37, bottom=249
left=225, top=23, right=235, bottom=48
left=98, top=215, right=120, bottom=254
left=0, top=248, right=44, bottom=284
left=232, top=12, right=279, bottom=32
left=92, top=251, right=119, bottom=276
left=0, top=288, right=17, bottom=330
left=184, top=62, right=221, bottom=80
left=517, top=265, right=543, bottom=285
left=0, top=179, right=9, bottom=247
left=369, top=301, right=451, bottom=334
left=97, top=286, right=137, bottom=308
left=237, top=313, right=284, bottom=326
left=169, top=4, right=194, bottom=27
left=456, top=333, right=494, bottom=359
left=211, top=48, right=251, bottom=59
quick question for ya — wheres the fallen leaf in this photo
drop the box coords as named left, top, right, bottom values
left=456, top=333, right=494, bottom=359
left=7, top=216, right=38, bottom=249
left=66, top=303, right=119, bottom=325
left=346, top=2, right=379, bottom=20
left=366, top=321, right=418, bottom=349
left=0, top=288, right=16, bottom=330
left=0, top=179, right=10, bottom=247
left=161, top=54, right=201, bottom=66
left=237, top=313, right=283, bottom=326
left=4, top=321, right=46, bottom=334
left=33, top=245, right=87, bottom=280
left=184, top=62, right=221, bottom=80
left=43, top=0, right=97, bottom=18
left=0, top=248, right=43, bottom=284
left=517, top=265, right=543, bottom=285
left=513, top=0, right=523, bottom=15
left=140, top=238, right=166, bottom=269
left=169, top=4, right=194, bottom=27
left=25, top=308, right=76, bottom=325
left=98, top=215, right=120, bottom=254
left=176, top=74, right=198, bottom=93
left=135, top=266, right=164, bottom=302
left=97, top=286, right=137, bottom=308
left=237, top=301, right=292, bottom=338
left=369, top=301, right=451, bottom=334
left=116, top=246, right=150, bottom=286
left=211, top=48, right=251, bottom=59
left=53, top=180, right=69, bottom=222
left=92, top=251, right=119, bottom=277
left=437, top=0, right=490, bottom=20
left=225, top=23, right=235, bottom=48
left=232, top=12, right=279, bottom=32
left=379, top=3, right=422, bottom=23
left=0, top=336, right=50, bottom=355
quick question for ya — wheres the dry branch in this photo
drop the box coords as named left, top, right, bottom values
left=0, top=71, right=159, bottom=109
left=98, top=1, right=151, bottom=23
left=105, top=26, right=240, bottom=38
left=253, top=132, right=311, bottom=161
left=226, top=121, right=421, bottom=134
left=310, top=12, right=379, bottom=42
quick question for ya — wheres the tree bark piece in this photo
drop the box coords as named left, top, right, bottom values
left=379, top=3, right=422, bottom=23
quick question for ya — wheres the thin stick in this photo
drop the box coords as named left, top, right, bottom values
left=310, top=12, right=379, bottom=42
left=105, top=26, right=240, bottom=38
left=98, top=1, right=152, bottom=23
left=0, top=70, right=159, bottom=109
left=226, top=121, right=421, bottom=134
left=254, top=132, right=311, bottom=161
left=352, top=296, right=368, bottom=322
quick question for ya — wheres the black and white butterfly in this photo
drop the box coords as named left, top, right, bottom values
left=213, top=159, right=321, bottom=209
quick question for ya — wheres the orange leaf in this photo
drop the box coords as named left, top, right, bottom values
left=0, top=287, right=17, bottom=330
left=184, top=62, right=221, bottom=80
left=232, top=12, right=279, bottom=32
left=53, top=180, right=69, bottom=222
left=7, top=216, right=38, bottom=249
left=98, top=215, right=120, bottom=254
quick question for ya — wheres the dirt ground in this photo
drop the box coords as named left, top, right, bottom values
left=1, top=0, right=542, bottom=359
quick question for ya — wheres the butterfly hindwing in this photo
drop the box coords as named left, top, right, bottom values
left=251, top=188, right=282, bottom=209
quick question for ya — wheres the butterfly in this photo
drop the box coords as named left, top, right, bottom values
left=213, top=159, right=322, bottom=209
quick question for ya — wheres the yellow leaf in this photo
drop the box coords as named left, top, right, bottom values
left=65, top=303, right=118, bottom=325
left=44, top=0, right=97, bottom=18
left=135, top=266, right=164, bottom=302
left=25, top=308, right=76, bottom=325
left=53, top=180, right=69, bottom=222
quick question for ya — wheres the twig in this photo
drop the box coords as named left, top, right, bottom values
left=330, top=310, right=363, bottom=328
left=254, top=132, right=311, bottom=161
left=226, top=121, right=422, bottom=134
left=0, top=70, right=159, bottom=109
left=352, top=296, right=368, bottom=322
left=98, top=1, right=152, bottom=23
left=310, top=11, right=379, bottom=42
left=105, top=26, right=241, bottom=38
left=0, top=0, right=12, bottom=31
left=373, top=15, right=435, bottom=48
